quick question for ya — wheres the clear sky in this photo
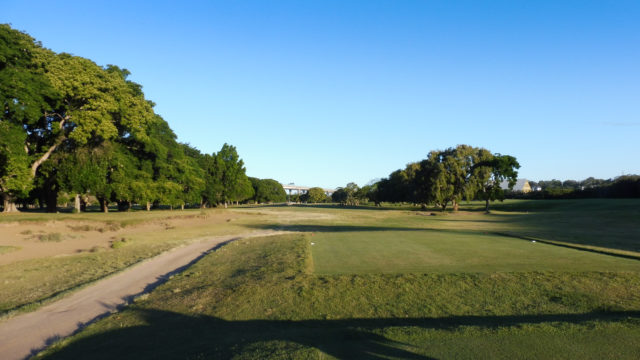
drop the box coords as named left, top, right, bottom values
left=3, top=0, right=639, bottom=189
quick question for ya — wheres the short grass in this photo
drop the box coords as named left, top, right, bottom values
left=311, top=230, right=640, bottom=274
left=38, top=234, right=640, bottom=359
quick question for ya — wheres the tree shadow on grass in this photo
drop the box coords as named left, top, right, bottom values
left=42, top=309, right=640, bottom=360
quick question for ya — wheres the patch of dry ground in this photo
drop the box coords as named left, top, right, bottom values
left=0, top=212, right=241, bottom=265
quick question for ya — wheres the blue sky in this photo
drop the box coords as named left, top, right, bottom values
left=3, top=1, right=639, bottom=188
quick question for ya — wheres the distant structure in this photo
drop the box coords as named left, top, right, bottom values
left=500, top=179, right=532, bottom=193
left=280, top=183, right=335, bottom=196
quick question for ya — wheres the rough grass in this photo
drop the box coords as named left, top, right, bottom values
left=4, top=199, right=640, bottom=358
left=38, top=234, right=640, bottom=359
left=0, top=246, right=20, bottom=255
left=0, top=209, right=251, bottom=317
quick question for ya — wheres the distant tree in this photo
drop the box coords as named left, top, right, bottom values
left=215, top=144, right=248, bottom=208
left=250, top=178, right=286, bottom=203
left=307, top=187, right=327, bottom=203
left=472, top=150, right=520, bottom=213
left=609, top=175, right=640, bottom=198
left=580, top=177, right=606, bottom=189
left=200, top=153, right=222, bottom=207
left=332, top=182, right=361, bottom=206
left=433, top=145, right=477, bottom=211
left=363, top=183, right=381, bottom=206
left=377, top=164, right=417, bottom=203
left=415, top=152, right=452, bottom=211
left=331, top=188, right=346, bottom=205
left=562, top=180, right=579, bottom=190
left=230, top=175, right=254, bottom=204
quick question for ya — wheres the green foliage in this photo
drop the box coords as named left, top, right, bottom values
left=216, top=143, right=249, bottom=204
left=332, top=182, right=364, bottom=205
left=0, top=25, right=252, bottom=212
left=379, top=145, right=520, bottom=211
left=306, top=187, right=327, bottom=203
left=249, top=178, right=286, bottom=203
left=473, top=150, right=520, bottom=212
left=0, top=122, right=33, bottom=200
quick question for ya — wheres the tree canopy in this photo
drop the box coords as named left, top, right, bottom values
left=249, top=178, right=286, bottom=204
left=377, top=145, right=520, bottom=211
left=0, top=25, right=253, bottom=213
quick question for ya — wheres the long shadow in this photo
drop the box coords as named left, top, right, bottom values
left=42, top=309, right=640, bottom=359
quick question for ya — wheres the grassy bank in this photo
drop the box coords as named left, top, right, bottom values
left=38, top=233, right=640, bottom=359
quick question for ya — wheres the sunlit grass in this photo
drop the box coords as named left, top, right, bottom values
left=38, top=234, right=640, bottom=359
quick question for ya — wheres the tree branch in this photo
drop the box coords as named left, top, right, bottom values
left=30, top=118, right=67, bottom=176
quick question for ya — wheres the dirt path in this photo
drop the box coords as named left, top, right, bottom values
left=0, top=230, right=288, bottom=360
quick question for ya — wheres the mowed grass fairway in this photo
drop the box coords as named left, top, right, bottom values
left=311, top=230, right=640, bottom=274
left=16, top=199, right=640, bottom=359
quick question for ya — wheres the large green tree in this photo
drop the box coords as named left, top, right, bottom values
left=306, top=187, right=327, bottom=203
left=0, top=122, right=32, bottom=211
left=472, top=150, right=520, bottom=213
left=215, top=143, right=248, bottom=208
left=0, top=25, right=56, bottom=211
left=249, top=178, right=286, bottom=204
left=332, top=182, right=361, bottom=206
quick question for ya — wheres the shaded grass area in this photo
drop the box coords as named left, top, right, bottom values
left=485, top=199, right=640, bottom=253
left=39, top=234, right=640, bottom=359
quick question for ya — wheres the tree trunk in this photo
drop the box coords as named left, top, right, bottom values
left=485, top=199, right=490, bottom=213
left=46, top=190, right=57, bottom=213
left=146, top=202, right=151, bottom=211
left=117, top=201, right=130, bottom=212
left=224, top=201, right=227, bottom=209
left=74, top=194, right=81, bottom=213
left=453, top=200, right=459, bottom=212
left=2, top=194, right=19, bottom=213
left=181, top=204, right=184, bottom=211
left=98, top=197, right=109, bottom=213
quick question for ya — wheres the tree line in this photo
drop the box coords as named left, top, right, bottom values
left=518, top=175, right=640, bottom=199
left=332, top=145, right=520, bottom=212
left=0, top=25, right=286, bottom=213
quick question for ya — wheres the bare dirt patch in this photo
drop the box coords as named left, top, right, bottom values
left=0, top=211, right=242, bottom=266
